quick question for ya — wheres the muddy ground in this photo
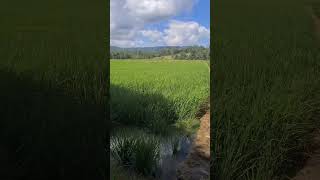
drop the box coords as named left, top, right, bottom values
left=176, top=110, right=210, bottom=180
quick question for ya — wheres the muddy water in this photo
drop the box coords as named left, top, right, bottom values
left=176, top=111, right=210, bottom=180
left=110, top=129, right=195, bottom=180
left=155, top=135, right=195, bottom=180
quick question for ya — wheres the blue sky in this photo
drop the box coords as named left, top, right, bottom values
left=110, top=0, right=210, bottom=47
left=145, top=0, right=210, bottom=30
left=175, top=0, right=210, bottom=28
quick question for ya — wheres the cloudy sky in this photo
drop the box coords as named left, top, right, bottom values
left=110, top=0, right=210, bottom=47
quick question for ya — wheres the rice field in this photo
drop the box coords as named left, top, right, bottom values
left=110, top=60, right=209, bottom=178
left=212, top=0, right=320, bottom=179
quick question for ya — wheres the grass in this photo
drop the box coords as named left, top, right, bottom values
left=110, top=129, right=160, bottom=177
left=0, top=0, right=108, bottom=179
left=134, top=137, right=160, bottom=175
left=110, top=162, right=149, bottom=180
left=110, top=129, right=160, bottom=176
left=212, top=0, right=320, bottom=179
left=111, top=60, right=209, bottom=134
left=311, top=2, right=320, bottom=17
left=110, top=59, right=209, bottom=176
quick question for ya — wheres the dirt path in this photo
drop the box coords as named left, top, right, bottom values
left=176, top=110, right=210, bottom=180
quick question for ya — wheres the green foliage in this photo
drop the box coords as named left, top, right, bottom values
left=175, top=118, right=200, bottom=135
left=110, top=164, right=148, bottom=180
left=110, top=46, right=209, bottom=60
left=111, top=134, right=137, bottom=167
left=110, top=60, right=209, bottom=178
left=0, top=0, right=107, bottom=179
left=212, top=0, right=320, bottom=179
left=111, top=60, right=209, bottom=134
left=134, top=137, right=160, bottom=175
left=110, top=130, right=160, bottom=176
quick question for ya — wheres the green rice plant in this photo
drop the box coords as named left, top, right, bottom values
left=110, top=164, right=148, bottom=180
left=111, top=129, right=161, bottom=176
left=111, top=134, right=137, bottom=167
left=0, top=0, right=107, bottom=179
left=175, top=118, right=200, bottom=135
left=111, top=60, right=209, bottom=135
left=212, top=0, right=320, bottom=179
left=111, top=60, right=208, bottom=178
left=134, top=137, right=160, bottom=176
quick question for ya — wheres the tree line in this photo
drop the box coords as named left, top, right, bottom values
left=110, top=46, right=210, bottom=60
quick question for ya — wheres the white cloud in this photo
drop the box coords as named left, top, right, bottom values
left=124, top=0, right=194, bottom=22
left=110, top=0, right=142, bottom=47
left=140, top=30, right=164, bottom=43
left=110, top=0, right=209, bottom=47
left=110, top=39, right=138, bottom=47
left=140, top=21, right=210, bottom=46
left=163, top=20, right=210, bottom=46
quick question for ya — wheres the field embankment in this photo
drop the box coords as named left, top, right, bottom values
left=177, top=109, right=210, bottom=180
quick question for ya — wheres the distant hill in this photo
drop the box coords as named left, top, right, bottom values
left=110, top=46, right=190, bottom=53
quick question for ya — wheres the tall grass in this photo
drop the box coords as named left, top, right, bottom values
left=110, top=129, right=160, bottom=176
left=212, top=0, right=320, bottom=179
left=0, top=0, right=107, bottom=179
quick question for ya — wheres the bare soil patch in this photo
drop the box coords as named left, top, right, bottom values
left=176, top=110, right=210, bottom=180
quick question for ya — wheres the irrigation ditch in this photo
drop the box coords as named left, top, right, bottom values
left=110, top=101, right=210, bottom=180
left=177, top=110, right=210, bottom=180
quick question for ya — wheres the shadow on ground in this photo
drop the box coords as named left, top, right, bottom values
left=110, top=84, right=179, bottom=135
left=0, top=69, right=107, bottom=180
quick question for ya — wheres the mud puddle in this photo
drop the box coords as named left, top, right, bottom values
left=176, top=111, right=210, bottom=180
left=110, top=128, right=195, bottom=180
left=155, top=135, right=194, bottom=179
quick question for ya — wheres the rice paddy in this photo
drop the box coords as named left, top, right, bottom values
left=110, top=59, right=209, bottom=178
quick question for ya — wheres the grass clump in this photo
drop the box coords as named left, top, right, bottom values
left=110, top=130, right=160, bottom=176
left=111, top=134, right=137, bottom=168
left=175, top=118, right=200, bottom=135
left=134, top=137, right=160, bottom=175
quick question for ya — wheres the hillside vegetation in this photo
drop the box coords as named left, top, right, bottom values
left=110, top=46, right=209, bottom=60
